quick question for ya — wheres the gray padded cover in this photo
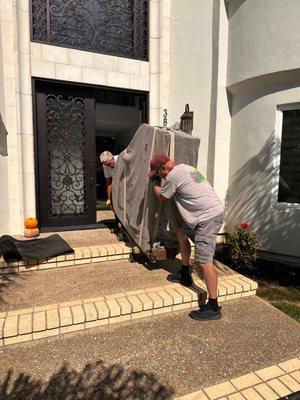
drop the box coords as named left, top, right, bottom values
left=112, top=124, right=200, bottom=253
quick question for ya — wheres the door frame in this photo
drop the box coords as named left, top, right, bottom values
left=32, top=78, right=149, bottom=232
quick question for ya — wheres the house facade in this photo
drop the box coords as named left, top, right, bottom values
left=0, top=0, right=299, bottom=265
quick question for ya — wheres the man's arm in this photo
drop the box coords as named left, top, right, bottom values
left=154, top=184, right=168, bottom=201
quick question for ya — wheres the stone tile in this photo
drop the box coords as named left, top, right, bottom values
left=178, top=287, right=199, bottom=302
left=218, top=280, right=235, bottom=295
left=278, top=358, right=300, bottom=373
left=4, top=333, right=33, bottom=346
left=231, top=276, right=251, bottom=291
left=7, top=308, right=33, bottom=317
left=126, top=289, right=146, bottom=296
left=127, top=295, right=143, bottom=313
left=42, top=45, right=68, bottom=64
left=18, top=313, right=33, bottom=335
left=85, top=319, right=108, bottom=329
left=174, top=287, right=193, bottom=303
left=137, top=294, right=153, bottom=310
left=46, top=309, right=59, bottom=330
left=109, top=314, right=131, bottom=324
left=147, top=292, right=164, bottom=309
left=82, top=303, right=97, bottom=322
left=119, top=58, right=141, bottom=74
left=33, top=312, right=46, bottom=332
left=238, top=276, right=258, bottom=291
left=254, top=383, right=278, bottom=400
left=228, top=393, right=247, bottom=400
left=30, top=43, right=42, bottom=60
left=82, top=66, right=107, bottom=85
left=59, top=307, right=73, bottom=327
left=105, top=299, right=121, bottom=317
left=60, top=324, right=85, bottom=334
left=107, top=71, right=130, bottom=89
left=71, top=305, right=85, bottom=324
left=242, top=291, right=257, bottom=298
left=224, top=277, right=243, bottom=293
left=69, top=49, right=94, bottom=67
left=56, top=63, right=82, bottom=82
left=0, top=318, right=5, bottom=338
left=153, top=306, right=172, bottom=315
left=290, top=371, right=300, bottom=383
left=241, top=388, right=264, bottom=400
left=217, top=284, right=228, bottom=296
left=278, top=374, right=300, bottom=392
left=131, top=310, right=152, bottom=320
left=116, top=297, right=132, bottom=315
left=267, top=379, right=291, bottom=397
left=94, top=300, right=110, bottom=319
left=149, top=0, right=160, bottom=38
left=164, top=288, right=182, bottom=305
left=204, top=381, right=236, bottom=399
left=231, top=373, right=262, bottom=391
left=3, top=316, right=18, bottom=337
left=31, top=59, right=55, bottom=79
left=255, top=365, right=285, bottom=381
left=33, top=328, right=59, bottom=340
left=141, top=62, right=150, bottom=75
left=95, top=54, right=118, bottom=71
left=129, top=74, right=150, bottom=90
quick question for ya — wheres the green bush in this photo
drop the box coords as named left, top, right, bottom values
left=227, top=223, right=260, bottom=267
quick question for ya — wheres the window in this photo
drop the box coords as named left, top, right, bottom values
left=30, top=0, right=149, bottom=61
left=274, top=105, right=300, bottom=207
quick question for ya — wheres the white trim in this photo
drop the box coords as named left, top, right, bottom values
left=272, top=103, right=300, bottom=211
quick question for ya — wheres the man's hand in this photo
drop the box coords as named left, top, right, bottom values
left=151, top=176, right=161, bottom=185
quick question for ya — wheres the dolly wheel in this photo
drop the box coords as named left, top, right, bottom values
left=129, top=253, right=135, bottom=263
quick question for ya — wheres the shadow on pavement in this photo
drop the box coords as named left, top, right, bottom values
left=0, top=360, right=174, bottom=400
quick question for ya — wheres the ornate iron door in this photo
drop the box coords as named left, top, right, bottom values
left=36, top=84, right=96, bottom=229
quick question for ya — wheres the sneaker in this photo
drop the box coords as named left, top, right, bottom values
left=167, top=272, right=194, bottom=287
left=189, top=303, right=222, bottom=321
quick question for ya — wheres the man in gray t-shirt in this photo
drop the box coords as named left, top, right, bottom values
left=148, top=153, right=225, bottom=321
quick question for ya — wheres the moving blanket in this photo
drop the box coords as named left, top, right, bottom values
left=112, top=124, right=200, bottom=254
left=0, top=234, right=74, bottom=262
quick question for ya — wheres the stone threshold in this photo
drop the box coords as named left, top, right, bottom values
left=176, top=357, right=300, bottom=400
left=0, top=242, right=132, bottom=274
left=0, top=273, right=257, bottom=347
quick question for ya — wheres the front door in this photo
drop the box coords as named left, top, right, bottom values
left=35, top=82, right=96, bottom=230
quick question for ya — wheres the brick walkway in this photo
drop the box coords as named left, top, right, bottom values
left=176, top=358, right=300, bottom=400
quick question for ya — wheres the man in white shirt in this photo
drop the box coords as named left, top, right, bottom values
left=148, top=153, right=225, bottom=321
left=100, top=151, right=118, bottom=206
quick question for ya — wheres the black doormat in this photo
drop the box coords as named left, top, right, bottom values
left=0, top=234, right=74, bottom=262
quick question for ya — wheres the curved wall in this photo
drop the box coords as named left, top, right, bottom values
left=227, top=0, right=300, bottom=89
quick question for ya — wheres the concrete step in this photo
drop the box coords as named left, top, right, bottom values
left=0, top=259, right=258, bottom=347
left=0, top=242, right=132, bottom=274
left=0, top=296, right=299, bottom=398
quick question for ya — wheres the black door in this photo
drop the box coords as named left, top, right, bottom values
left=35, top=82, right=96, bottom=230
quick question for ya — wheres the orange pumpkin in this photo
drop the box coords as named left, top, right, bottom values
left=24, top=217, right=38, bottom=229
left=24, top=228, right=40, bottom=238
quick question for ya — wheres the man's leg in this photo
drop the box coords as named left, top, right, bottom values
left=196, top=261, right=218, bottom=299
left=176, top=230, right=191, bottom=265
left=168, top=230, right=193, bottom=286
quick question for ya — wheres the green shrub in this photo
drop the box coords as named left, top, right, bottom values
left=227, top=223, right=260, bottom=267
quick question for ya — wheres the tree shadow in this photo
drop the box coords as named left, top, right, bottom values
left=0, top=360, right=175, bottom=400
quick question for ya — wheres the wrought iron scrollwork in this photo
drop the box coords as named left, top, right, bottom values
left=46, top=94, right=87, bottom=217
left=31, top=0, right=149, bottom=61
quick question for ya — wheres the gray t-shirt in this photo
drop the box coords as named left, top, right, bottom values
left=103, top=155, right=118, bottom=179
left=160, top=164, right=224, bottom=229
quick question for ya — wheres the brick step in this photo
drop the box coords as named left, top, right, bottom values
left=0, top=273, right=257, bottom=347
left=0, top=242, right=132, bottom=274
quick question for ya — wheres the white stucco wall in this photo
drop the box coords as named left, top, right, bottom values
left=227, top=0, right=300, bottom=89
left=169, top=0, right=213, bottom=176
left=227, top=0, right=300, bottom=259
left=170, top=0, right=231, bottom=211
